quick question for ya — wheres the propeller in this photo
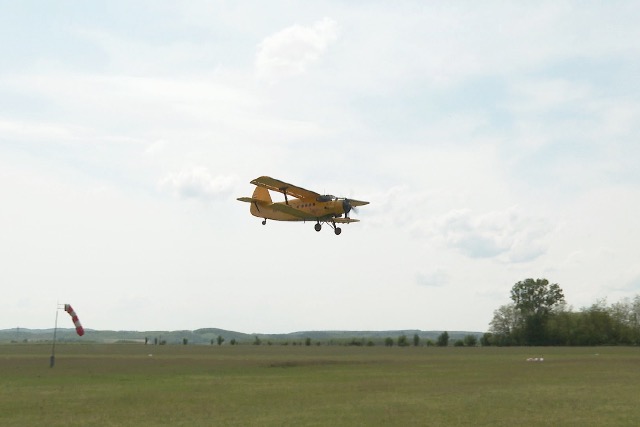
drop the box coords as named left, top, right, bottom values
left=342, top=198, right=358, bottom=218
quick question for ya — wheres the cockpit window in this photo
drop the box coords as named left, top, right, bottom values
left=316, top=195, right=335, bottom=202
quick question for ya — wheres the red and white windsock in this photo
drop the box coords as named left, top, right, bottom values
left=64, top=304, right=85, bottom=336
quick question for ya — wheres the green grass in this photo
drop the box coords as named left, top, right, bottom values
left=1, top=344, right=639, bottom=426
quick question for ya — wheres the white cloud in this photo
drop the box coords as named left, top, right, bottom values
left=416, top=269, right=448, bottom=287
left=429, top=207, right=553, bottom=263
left=160, top=167, right=236, bottom=201
left=0, top=117, right=78, bottom=142
left=509, top=78, right=593, bottom=117
left=255, top=17, right=339, bottom=82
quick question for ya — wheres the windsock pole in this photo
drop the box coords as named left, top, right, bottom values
left=50, top=303, right=85, bottom=367
left=50, top=304, right=61, bottom=368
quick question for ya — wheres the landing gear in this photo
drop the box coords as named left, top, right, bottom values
left=262, top=219, right=267, bottom=225
left=313, top=219, right=342, bottom=236
left=313, top=220, right=342, bottom=235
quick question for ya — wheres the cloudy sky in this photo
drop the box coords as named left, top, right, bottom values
left=2, top=1, right=639, bottom=333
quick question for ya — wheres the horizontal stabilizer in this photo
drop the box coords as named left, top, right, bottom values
left=237, top=197, right=267, bottom=204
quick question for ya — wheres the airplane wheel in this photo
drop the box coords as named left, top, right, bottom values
left=335, top=227, right=342, bottom=235
left=314, top=223, right=322, bottom=232
left=262, top=219, right=267, bottom=225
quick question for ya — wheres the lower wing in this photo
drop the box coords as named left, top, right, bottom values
left=333, top=218, right=360, bottom=224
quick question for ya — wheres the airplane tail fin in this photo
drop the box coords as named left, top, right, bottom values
left=237, top=186, right=272, bottom=219
left=237, top=187, right=272, bottom=204
left=252, top=186, right=272, bottom=203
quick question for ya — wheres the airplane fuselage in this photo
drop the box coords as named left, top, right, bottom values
left=250, top=198, right=344, bottom=221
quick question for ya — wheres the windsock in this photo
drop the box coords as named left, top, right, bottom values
left=64, top=304, right=85, bottom=336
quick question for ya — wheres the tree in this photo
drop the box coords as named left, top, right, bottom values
left=348, top=338, right=364, bottom=346
left=608, top=298, right=639, bottom=344
left=511, top=278, right=565, bottom=317
left=577, top=300, right=622, bottom=345
left=545, top=304, right=577, bottom=345
left=489, top=304, right=520, bottom=345
left=509, top=278, right=565, bottom=345
left=489, top=290, right=640, bottom=346
left=217, top=335, right=225, bottom=346
left=384, top=337, right=394, bottom=347
left=490, top=304, right=518, bottom=334
left=436, top=331, right=449, bottom=347
left=397, top=335, right=409, bottom=347
left=480, top=333, right=493, bottom=346
left=413, top=334, right=420, bottom=347
left=463, top=334, right=478, bottom=347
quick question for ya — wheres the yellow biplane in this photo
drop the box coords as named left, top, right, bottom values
left=238, top=176, right=369, bottom=235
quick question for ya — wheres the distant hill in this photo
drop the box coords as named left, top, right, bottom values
left=0, top=327, right=483, bottom=345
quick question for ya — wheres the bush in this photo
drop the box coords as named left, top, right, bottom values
left=463, top=334, right=478, bottom=347
left=397, top=335, right=409, bottom=347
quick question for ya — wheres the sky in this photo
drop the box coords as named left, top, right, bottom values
left=2, top=1, right=640, bottom=334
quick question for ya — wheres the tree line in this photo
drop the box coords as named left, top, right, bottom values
left=484, top=278, right=640, bottom=346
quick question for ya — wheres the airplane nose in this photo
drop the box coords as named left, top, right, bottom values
left=342, top=199, right=352, bottom=217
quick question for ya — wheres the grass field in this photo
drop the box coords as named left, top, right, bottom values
left=1, top=344, right=639, bottom=426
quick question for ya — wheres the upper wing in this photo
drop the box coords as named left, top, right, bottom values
left=346, top=199, right=369, bottom=207
left=250, top=176, right=320, bottom=200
